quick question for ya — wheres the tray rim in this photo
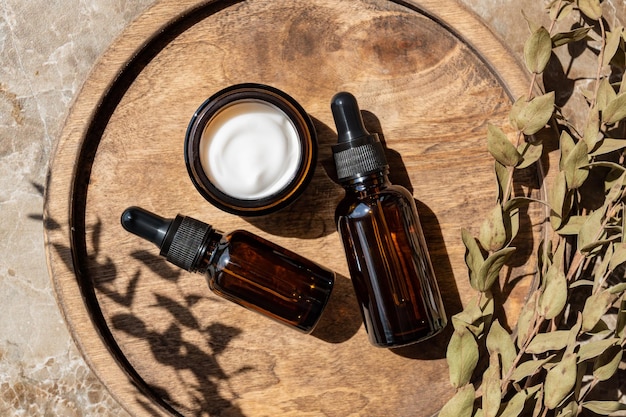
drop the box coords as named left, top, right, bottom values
left=43, top=0, right=531, bottom=415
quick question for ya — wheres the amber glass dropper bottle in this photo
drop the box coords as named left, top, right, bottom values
left=121, top=207, right=335, bottom=333
left=331, top=92, right=446, bottom=347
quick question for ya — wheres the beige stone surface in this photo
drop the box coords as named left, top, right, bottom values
left=0, top=0, right=623, bottom=415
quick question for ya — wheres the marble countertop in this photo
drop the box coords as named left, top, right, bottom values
left=0, top=0, right=623, bottom=415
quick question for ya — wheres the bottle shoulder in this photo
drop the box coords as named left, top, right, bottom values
left=336, top=183, right=416, bottom=220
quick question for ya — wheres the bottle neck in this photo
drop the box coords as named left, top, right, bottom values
left=340, top=170, right=390, bottom=195
left=189, top=229, right=224, bottom=274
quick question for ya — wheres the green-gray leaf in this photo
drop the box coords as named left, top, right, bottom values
left=526, top=330, right=570, bottom=354
left=447, top=329, right=479, bottom=388
left=524, top=27, right=553, bottom=73
left=544, top=353, right=577, bottom=409
left=577, top=339, right=619, bottom=363
left=603, top=27, right=624, bottom=67
left=479, top=204, right=507, bottom=252
left=609, top=244, right=626, bottom=271
left=516, top=292, right=539, bottom=349
left=483, top=354, right=501, bottom=417
left=517, top=141, right=543, bottom=169
left=563, top=138, right=589, bottom=189
left=549, top=171, right=569, bottom=229
left=596, top=78, right=618, bottom=112
left=583, top=110, right=601, bottom=149
left=499, top=386, right=541, bottom=417
left=578, top=206, right=606, bottom=253
left=487, top=124, right=522, bottom=167
left=462, top=229, right=485, bottom=291
left=577, top=0, right=602, bottom=20
left=582, top=290, right=614, bottom=332
left=518, top=92, right=555, bottom=135
left=486, top=320, right=517, bottom=374
left=556, top=215, right=587, bottom=236
left=593, top=345, right=623, bottom=381
left=478, top=247, right=516, bottom=292
left=552, top=27, right=591, bottom=47
left=539, top=264, right=568, bottom=319
left=590, top=138, right=626, bottom=156
left=495, top=161, right=509, bottom=202
left=604, top=92, right=626, bottom=125
left=582, top=400, right=626, bottom=415
left=510, top=355, right=555, bottom=382
left=439, top=384, right=475, bottom=417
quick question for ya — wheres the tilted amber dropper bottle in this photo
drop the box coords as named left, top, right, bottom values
left=121, top=207, right=335, bottom=333
left=331, top=92, right=446, bottom=347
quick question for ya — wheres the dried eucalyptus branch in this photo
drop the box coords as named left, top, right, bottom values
left=440, top=1, right=626, bottom=416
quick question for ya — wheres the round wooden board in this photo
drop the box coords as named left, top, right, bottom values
left=44, top=0, right=541, bottom=416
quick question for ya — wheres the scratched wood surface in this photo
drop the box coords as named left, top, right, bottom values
left=44, top=0, right=542, bottom=416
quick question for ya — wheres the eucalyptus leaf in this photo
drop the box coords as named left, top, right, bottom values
left=518, top=92, right=555, bottom=135
left=447, top=329, right=479, bottom=388
left=596, top=78, right=618, bottom=112
left=495, top=161, right=509, bottom=202
left=479, top=204, right=507, bottom=252
left=577, top=0, right=603, bottom=20
left=577, top=206, right=606, bottom=253
left=499, top=386, right=541, bottom=417
left=463, top=229, right=485, bottom=291
left=563, top=138, right=589, bottom=189
left=552, top=27, right=591, bottom=47
left=603, top=92, right=626, bottom=125
left=452, top=302, right=485, bottom=335
left=593, top=345, right=623, bottom=381
left=583, top=110, right=601, bottom=149
left=526, top=330, right=570, bottom=354
left=582, top=290, right=614, bottom=332
left=439, top=383, right=475, bottom=417
left=539, top=264, right=568, bottom=319
left=517, top=141, right=543, bottom=169
left=477, top=247, right=516, bottom=292
left=510, top=355, right=555, bottom=382
left=556, top=215, right=587, bottom=236
left=544, top=352, right=577, bottom=409
left=517, top=292, right=539, bottom=349
left=603, top=27, right=624, bottom=67
left=524, top=27, right=553, bottom=73
left=487, top=124, right=522, bottom=167
left=483, top=354, right=501, bottom=417
left=608, top=283, right=626, bottom=294
left=590, top=138, right=626, bottom=156
left=549, top=171, right=569, bottom=229
left=559, top=131, right=576, bottom=171
left=509, top=96, right=527, bottom=131
left=577, top=338, right=619, bottom=362
left=582, top=400, right=626, bottom=415
left=584, top=161, right=626, bottom=173
left=486, top=320, right=517, bottom=374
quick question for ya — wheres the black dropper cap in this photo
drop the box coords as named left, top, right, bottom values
left=331, top=92, right=388, bottom=182
left=121, top=207, right=214, bottom=272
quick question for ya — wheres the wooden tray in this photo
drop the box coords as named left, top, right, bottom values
left=44, top=0, right=539, bottom=415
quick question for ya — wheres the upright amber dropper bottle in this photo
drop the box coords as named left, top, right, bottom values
left=331, top=92, right=446, bottom=347
left=121, top=207, right=335, bottom=333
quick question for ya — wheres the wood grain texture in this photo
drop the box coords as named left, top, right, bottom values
left=44, top=0, right=541, bottom=416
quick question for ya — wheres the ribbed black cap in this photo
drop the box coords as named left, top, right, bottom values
left=121, top=207, right=213, bottom=272
left=331, top=92, right=388, bottom=182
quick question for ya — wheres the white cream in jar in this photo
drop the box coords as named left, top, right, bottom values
left=199, top=100, right=303, bottom=200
